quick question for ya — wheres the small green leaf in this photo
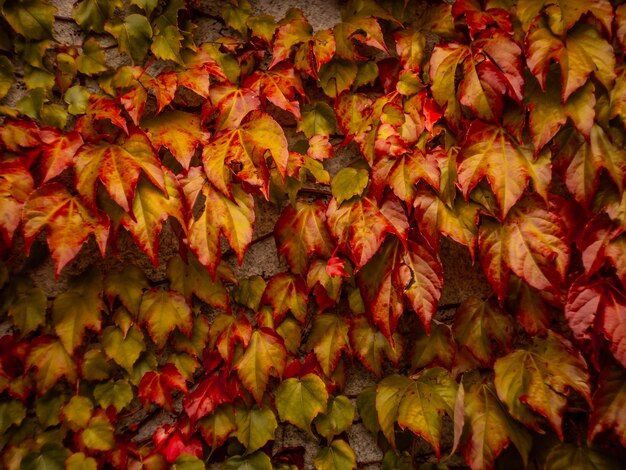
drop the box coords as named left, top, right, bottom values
left=221, top=0, right=252, bottom=36
left=105, top=14, right=153, bottom=64
left=73, top=0, right=123, bottom=33
left=138, top=289, right=192, bottom=349
left=131, top=0, right=158, bottom=16
left=2, top=277, right=46, bottom=334
left=224, top=451, right=272, bottom=470
left=313, top=439, right=357, bottom=470
left=275, top=374, right=328, bottom=436
left=63, top=396, right=93, bottom=430
left=76, top=38, right=108, bottom=75
left=151, top=20, right=183, bottom=64
left=81, top=348, right=111, bottom=381
left=0, top=400, right=26, bottom=433
left=102, top=325, right=146, bottom=374
left=356, top=386, right=380, bottom=434
left=331, top=167, right=369, bottom=204
left=234, top=405, right=277, bottom=453
left=81, top=412, right=115, bottom=451
left=35, top=393, right=65, bottom=428
left=170, top=455, right=205, bottom=470
left=234, top=276, right=266, bottom=311
left=93, top=380, right=133, bottom=412
left=66, top=453, right=97, bottom=470
left=64, top=86, right=90, bottom=115
left=545, top=443, right=619, bottom=469
left=314, top=395, right=355, bottom=441
left=104, top=265, right=149, bottom=316
left=21, top=443, right=70, bottom=470
left=298, top=102, right=337, bottom=138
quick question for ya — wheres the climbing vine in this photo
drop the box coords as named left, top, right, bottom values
left=1, top=0, right=626, bottom=468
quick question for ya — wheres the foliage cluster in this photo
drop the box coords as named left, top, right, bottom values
left=1, top=0, right=626, bottom=468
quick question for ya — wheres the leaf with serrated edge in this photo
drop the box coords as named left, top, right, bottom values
left=314, top=439, right=356, bottom=470
left=314, top=395, right=354, bottom=441
left=138, top=289, right=192, bottom=349
left=376, top=374, right=413, bottom=449
left=260, top=273, right=308, bottom=324
left=306, top=313, right=350, bottom=377
left=234, top=405, right=277, bottom=453
left=589, top=365, right=626, bottom=447
left=235, top=328, right=286, bottom=403
left=93, top=379, right=133, bottom=412
left=461, top=374, right=532, bottom=470
left=494, top=331, right=590, bottom=438
left=275, top=373, right=328, bottom=436
left=26, top=338, right=77, bottom=395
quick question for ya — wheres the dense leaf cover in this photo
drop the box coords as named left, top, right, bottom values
left=1, top=0, right=626, bottom=468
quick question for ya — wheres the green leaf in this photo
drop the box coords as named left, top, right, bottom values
left=105, top=14, right=153, bottom=64
left=314, top=395, right=354, bottom=441
left=235, top=328, right=286, bottom=403
left=275, top=374, right=328, bottom=436
left=131, top=0, right=158, bottom=16
left=167, top=255, right=232, bottom=312
left=2, top=0, right=55, bottom=39
left=356, top=386, right=380, bottom=435
left=73, top=0, right=123, bottom=33
left=102, top=325, right=145, bottom=374
left=224, top=451, right=272, bottom=470
left=452, top=297, right=514, bottom=367
left=21, top=443, right=70, bottom=470
left=0, top=400, right=26, bottom=434
left=66, top=452, right=97, bottom=470
left=306, top=313, right=351, bottom=377
left=52, top=267, right=104, bottom=353
left=138, top=288, right=193, bottom=349
left=63, top=396, right=93, bottom=430
left=376, top=374, right=413, bottom=449
left=221, top=0, right=252, bottom=36
left=234, top=276, right=266, bottom=311
left=81, top=411, right=115, bottom=451
left=234, top=405, right=277, bottom=453
left=381, top=450, right=414, bottom=470
left=152, top=21, right=183, bottom=64
left=411, top=321, right=456, bottom=371
left=544, top=443, right=619, bottom=470
left=313, top=439, right=356, bottom=470
left=64, top=86, right=90, bottom=115
left=0, top=56, right=14, bottom=99
left=318, top=60, right=358, bottom=98
left=198, top=405, right=237, bottom=449
left=93, top=380, right=133, bottom=412
left=298, top=102, right=337, bottom=138
left=260, top=273, right=309, bottom=323
left=76, top=38, right=108, bottom=75
left=396, top=368, right=457, bottom=458
left=494, top=331, right=590, bottom=439
left=3, top=276, right=46, bottom=334
left=35, top=393, right=65, bottom=428
left=26, top=338, right=77, bottom=394
left=331, top=168, right=369, bottom=204
left=104, top=265, right=149, bottom=316
left=81, top=347, right=111, bottom=381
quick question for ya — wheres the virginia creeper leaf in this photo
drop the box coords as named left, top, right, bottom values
left=138, top=289, right=193, bottom=349
left=235, top=328, right=286, bottom=403
left=350, top=315, right=403, bottom=376
left=139, top=363, right=188, bottom=411
left=234, top=405, right=277, bottom=453
left=313, top=439, right=356, bottom=470
left=260, top=273, right=308, bottom=324
left=494, top=331, right=591, bottom=438
left=306, top=313, right=350, bottom=377
left=314, top=395, right=354, bottom=441
left=105, top=14, right=153, bottom=64
left=26, top=337, right=77, bottom=394
left=275, top=373, right=328, bottom=436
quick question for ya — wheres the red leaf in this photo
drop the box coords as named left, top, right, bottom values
left=325, top=256, right=348, bottom=278
left=139, top=364, right=188, bottom=411
left=183, top=371, right=244, bottom=422
left=153, top=423, right=203, bottom=464
left=0, top=161, right=34, bottom=245
left=38, top=129, right=83, bottom=183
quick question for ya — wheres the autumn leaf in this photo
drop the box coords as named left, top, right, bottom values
left=74, top=130, right=165, bottom=213
left=274, top=200, right=334, bottom=275
left=139, top=363, right=188, bottom=411
left=38, top=129, right=83, bottom=183
left=26, top=337, right=77, bottom=394
left=183, top=371, right=244, bottom=422
left=453, top=297, right=514, bottom=367
left=494, top=331, right=590, bottom=438
left=235, top=328, right=287, bottom=403
left=244, top=66, right=305, bottom=119
left=198, top=405, right=237, bottom=449
left=3, top=0, right=56, bottom=39
left=588, top=365, right=626, bottom=447
left=526, top=22, right=615, bottom=101
left=210, top=84, right=261, bottom=131
left=234, top=405, right=277, bottom=454
left=104, top=265, right=149, bottom=316
left=22, top=183, right=109, bottom=275
left=461, top=373, right=532, bottom=470
left=314, top=440, right=356, bottom=470
left=73, top=0, right=122, bottom=33
left=142, top=111, right=208, bottom=170
left=350, top=315, right=403, bottom=377
left=105, top=14, right=153, bottom=64
left=260, top=272, right=308, bottom=324
left=185, top=178, right=254, bottom=277
left=516, top=0, right=613, bottom=33
left=52, top=266, right=104, bottom=353
left=306, top=313, right=350, bottom=377
left=209, top=311, right=252, bottom=366
left=411, top=321, right=456, bottom=371
left=327, top=195, right=408, bottom=269
left=275, top=373, right=328, bottom=436
left=117, top=168, right=186, bottom=266
left=202, top=111, right=289, bottom=199
left=138, top=288, right=193, bottom=349
left=0, top=161, right=34, bottom=245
